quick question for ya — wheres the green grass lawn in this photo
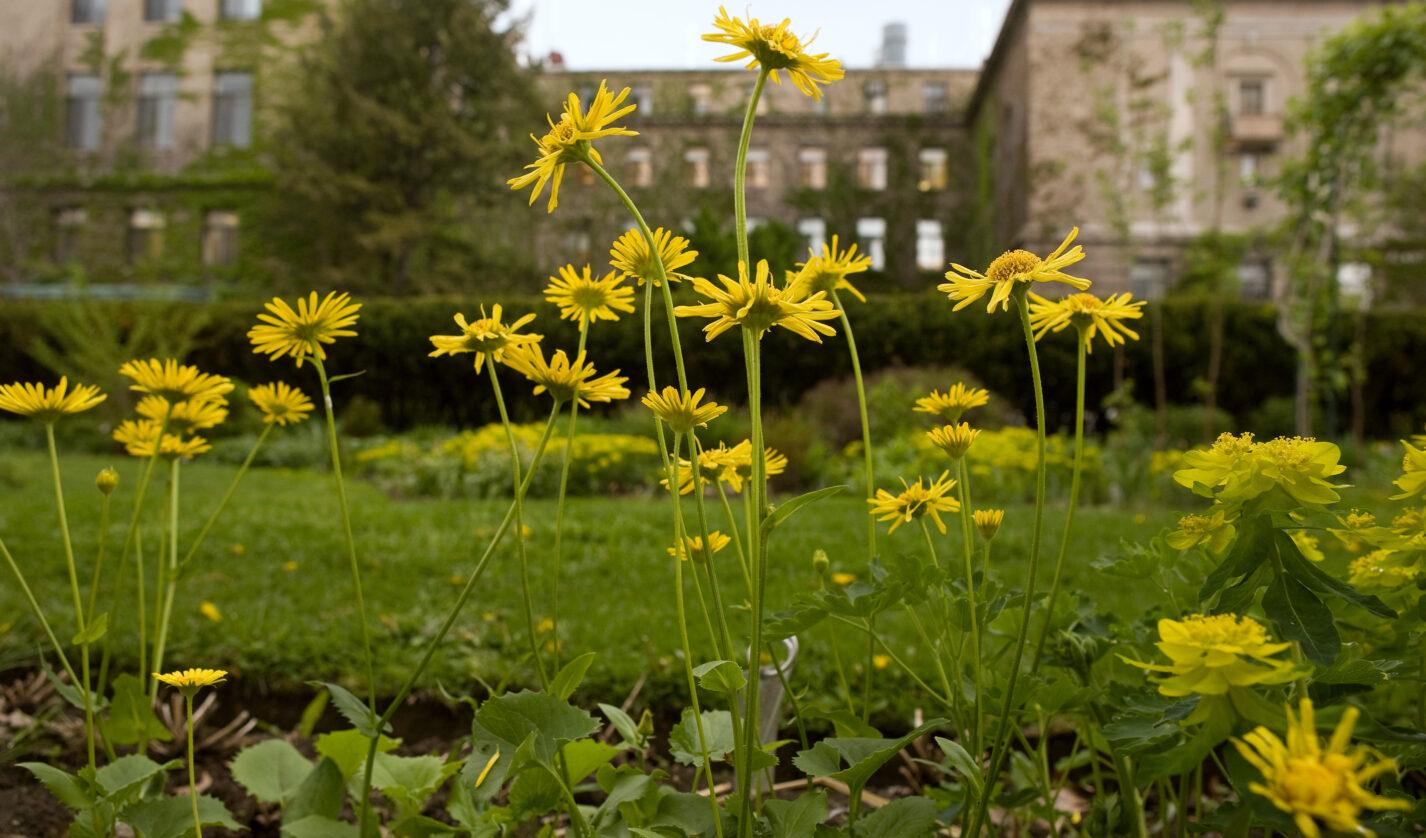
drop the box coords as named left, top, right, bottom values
left=0, top=450, right=1180, bottom=719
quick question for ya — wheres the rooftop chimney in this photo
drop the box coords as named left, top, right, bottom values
left=876, top=22, right=907, bottom=68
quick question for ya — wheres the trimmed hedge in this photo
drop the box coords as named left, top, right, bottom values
left=1, top=294, right=1422, bottom=437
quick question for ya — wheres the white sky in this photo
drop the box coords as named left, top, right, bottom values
left=499, top=1, right=1014, bottom=70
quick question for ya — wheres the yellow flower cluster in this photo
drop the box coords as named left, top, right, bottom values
left=676, top=259, right=839, bottom=343
left=114, top=359, right=234, bottom=460
left=1122, top=613, right=1301, bottom=698
left=664, top=440, right=790, bottom=495
left=1174, top=433, right=1346, bottom=506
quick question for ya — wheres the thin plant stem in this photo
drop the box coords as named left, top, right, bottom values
left=687, top=435, right=738, bottom=662
left=549, top=327, right=590, bottom=669
left=956, top=459, right=983, bottom=756
left=185, top=693, right=201, bottom=837
left=85, top=490, right=112, bottom=621
left=828, top=614, right=954, bottom=709
left=737, top=327, right=768, bottom=832
left=45, top=423, right=96, bottom=772
left=833, top=291, right=876, bottom=561
left=733, top=68, right=770, bottom=270
left=1090, top=703, right=1148, bottom=838
left=177, top=424, right=274, bottom=573
left=102, top=406, right=169, bottom=685
left=0, top=536, right=81, bottom=685
left=713, top=478, right=753, bottom=596
left=149, top=459, right=182, bottom=700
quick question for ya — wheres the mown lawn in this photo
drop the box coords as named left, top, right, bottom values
left=0, top=450, right=1180, bottom=720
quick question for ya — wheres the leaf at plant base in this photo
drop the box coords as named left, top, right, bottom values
left=668, top=708, right=736, bottom=765
left=1138, top=709, right=1233, bottom=782
left=95, top=754, right=173, bottom=809
left=852, top=795, right=939, bottom=837
left=19, top=762, right=94, bottom=810
left=800, top=707, right=880, bottom=739
left=764, top=788, right=828, bottom=838
left=1261, top=572, right=1340, bottom=665
left=793, top=719, right=948, bottom=794
left=598, top=702, right=645, bottom=750
left=651, top=788, right=718, bottom=835
left=230, top=738, right=314, bottom=804
left=44, top=664, right=105, bottom=713
left=281, top=814, right=360, bottom=838
left=508, top=740, right=618, bottom=822
left=286, top=757, right=346, bottom=822
left=472, top=690, right=599, bottom=766
left=72, top=612, right=108, bottom=645
left=389, top=813, right=464, bottom=837
left=297, top=690, right=330, bottom=739
left=310, top=681, right=388, bottom=738
left=372, top=752, right=460, bottom=817
left=549, top=652, right=597, bottom=701
left=761, top=485, right=845, bottom=537
left=763, top=598, right=829, bottom=640
left=314, top=728, right=399, bottom=781
left=592, top=764, right=657, bottom=830
left=1274, top=532, right=1396, bottom=618
left=932, top=738, right=984, bottom=801
left=693, top=660, right=747, bottom=694
left=121, top=794, right=239, bottom=838
left=101, top=674, right=172, bottom=746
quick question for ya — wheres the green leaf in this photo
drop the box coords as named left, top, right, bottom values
left=95, top=754, right=173, bottom=808
left=549, top=652, right=597, bottom=701
left=297, top=691, right=329, bottom=738
left=310, top=681, right=388, bottom=738
left=121, top=794, right=239, bottom=838
left=45, top=664, right=104, bottom=713
left=1261, top=572, right=1340, bottom=665
left=471, top=690, right=600, bottom=767
left=853, top=796, right=939, bottom=837
left=1199, top=515, right=1271, bottom=605
left=372, top=753, right=460, bottom=818
left=793, top=719, right=948, bottom=795
left=598, top=702, right=645, bottom=749
left=314, top=728, right=399, bottom=781
left=1274, top=532, right=1396, bottom=618
left=326, top=370, right=367, bottom=384
left=20, top=762, right=94, bottom=810
left=282, top=815, right=360, bottom=838
left=765, top=789, right=829, bottom=838
left=933, top=737, right=984, bottom=801
left=692, top=660, right=747, bottom=694
left=651, top=789, right=717, bottom=835
left=101, top=674, right=172, bottom=746
left=230, top=739, right=314, bottom=805
left=592, top=764, right=657, bottom=830
left=72, top=612, right=109, bottom=645
left=668, top=708, right=736, bottom=765
left=286, top=757, right=346, bottom=822
left=763, top=598, right=830, bottom=640
left=761, top=485, right=846, bottom=538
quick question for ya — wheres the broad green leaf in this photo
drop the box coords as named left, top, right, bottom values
left=765, top=789, right=829, bottom=838
left=121, top=794, right=239, bottom=838
left=45, top=664, right=104, bottom=713
left=297, top=691, right=329, bottom=738
left=95, top=754, right=173, bottom=808
left=373, top=752, right=461, bottom=818
left=230, top=739, right=313, bottom=805
left=793, top=719, right=948, bottom=795
left=651, top=789, right=717, bottom=835
left=761, top=485, right=846, bottom=537
left=549, top=652, right=597, bottom=701
left=667, top=708, right=736, bottom=766
left=72, top=612, right=108, bottom=645
left=389, top=813, right=462, bottom=837
left=101, top=674, right=171, bottom=746
left=592, top=764, right=657, bottom=830
left=314, top=728, right=399, bottom=780
left=598, top=702, right=645, bottom=749
left=1199, top=515, right=1271, bottom=605
left=1275, top=532, right=1396, bottom=618
left=1138, top=710, right=1233, bottom=781
left=471, top=690, right=599, bottom=766
left=853, top=796, right=939, bottom=837
left=933, top=737, right=983, bottom=801
left=763, top=598, right=829, bottom=640
left=286, top=757, right=346, bottom=822
left=310, top=681, right=388, bottom=737
left=693, top=660, right=747, bottom=694
left=20, top=762, right=94, bottom=809
left=282, top=814, right=360, bottom=838
left=1261, top=572, right=1340, bottom=665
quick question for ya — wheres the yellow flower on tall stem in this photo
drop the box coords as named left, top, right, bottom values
left=974, top=509, right=1004, bottom=541
left=914, top=383, right=990, bottom=424
left=113, top=420, right=213, bottom=459
left=786, top=235, right=872, bottom=302
left=867, top=472, right=961, bottom=534
left=502, top=343, right=630, bottom=408
left=0, top=378, right=105, bottom=421
left=940, top=227, right=1092, bottom=313
left=642, top=387, right=727, bottom=435
left=249, top=382, right=314, bottom=426
left=703, top=6, right=844, bottom=100
left=507, top=80, right=637, bottom=212
left=154, top=667, right=228, bottom=838
left=427, top=306, right=542, bottom=372
left=676, top=259, right=839, bottom=343
left=544, top=264, right=636, bottom=330
left=668, top=531, right=732, bottom=563
left=137, top=395, right=228, bottom=433
left=927, top=423, right=980, bottom=461
left=119, top=358, right=234, bottom=403
left=609, top=227, right=698, bottom=286
left=1027, top=291, right=1145, bottom=352
left=246, top=292, right=361, bottom=368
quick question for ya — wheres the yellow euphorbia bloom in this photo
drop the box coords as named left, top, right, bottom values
left=113, top=420, right=212, bottom=460
left=1348, top=549, right=1418, bottom=591
left=119, top=358, right=234, bottom=403
left=940, top=228, right=1092, bottom=313
left=247, top=292, right=361, bottom=368
left=642, top=387, right=727, bottom=435
left=502, top=344, right=629, bottom=408
left=1122, top=614, right=1300, bottom=697
left=703, top=7, right=844, bottom=100
left=1234, top=699, right=1408, bottom=838
left=428, top=305, right=542, bottom=372
left=544, top=264, right=636, bottom=331
left=1027, top=291, right=1144, bottom=352
left=786, top=235, right=872, bottom=302
left=1166, top=508, right=1236, bottom=553
left=868, top=472, right=961, bottom=534
left=668, top=531, right=731, bottom=563
left=609, top=227, right=698, bottom=287
left=914, top=383, right=990, bottom=424
left=0, top=377, right=105, bottom=422
left=153, top=667, right=227, bottom=696
left=1174, top=433, right=1345, bottom=506
left=508, top=80, right=636, bottom=213
left=248, top=382, right=314, bottom=427
left=137, top=395, right=228, bottom=434
left=1393, top=441, right=1426, bottom=500
left=927, top=422, right=980, bottom=460
left=676, top=259, right=838, bottom=342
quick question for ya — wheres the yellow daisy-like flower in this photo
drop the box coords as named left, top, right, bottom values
left=428, top=305, right=542, bottom=373
left=153, top=667, right=228, bottom=696
left=502, top=344, right=630, bottom=408
left=703, top=7, right=844, bottom=100
left=1166, top=507, right=1236, bottom=553
left=113, top=420, right=212, bottom=460
left=137, top=395, right=229, bottom=434
left=927, top=422, right=980, bottom=460
left=1348, top=549, right=1418, bottom=591
left=1234, top=699, right=1409, bottom=838
left=609, top=227, right=699, bottom=287
left=0, top=377, right=106, bottom=422
left=830, top=572, right=857, bottom=586
left=662, top=440, right=787, bottom=495
left=508, top=80, right=637, bottom=213
left=249, top=382, right=314, bottom=426
left=1121, top=614, right=1300, bottom=698
left=642, top=387, right=727, bottom=435
left=247, top=292, right=362, bottom=368
left=974, top=509, right=1004, bottom=540
left=786, top=235, right=873, bottom=303
left=544, top=264, right=636, bottom=330
left=119, top=359, right=234, bottom=403
left=940, top=228, right=1092, bottom=313
left=913, top=384, right=990, bottom=424
left=667, top=531, right=731, bottom=563
left=868, top=472, right=961, bottom=534
left=1027, top=291, right=1145, bottom=353
left=676, top=259, right=839, bottom=342
left=1393, top=441, right=1426, bottom=500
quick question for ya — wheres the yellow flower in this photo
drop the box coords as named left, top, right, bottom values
left=508, top=80, right=637, bottom=213
left=1252, top=437, right=1347, bottom=506
left=974, top=509, right=1004, bottom=541
left=940, top=228, right=1092, bottom=313
left=868, top=472, right=961, bottom=534
left=282, top=560, right=299, bottom=573
left=872, top=654, right=891, bottom=670
left=137, top=395, right=228, bottom=434
left=1166, top=508, right=1236, bottom=553
left=249, top=382, right=315, bottom=426
left=1233, top=699, right=1408, bottom=838
left=113, top=420, right=212, bottom=460
left=0, top=377, right=106, bottom=422
left=153, top=667, right=228, bottom=696
left=830, top=572, right=857, bottom=586
left=786, top=235, right=872, bottom=302
left=703, top=6, right=844, bottom=100
left=913, top=384, right=990, bottom=424
left=544, top=264, right=636, bottom=330
left=609, top=227, right=698, bottom=287
left=641, top=387, right=727, bottom=435
left=1027, top=291, right=1144, bottom=352
left=96, top=467, right=120, bottom=496
left=927, top=422, right=980, bottom=460
left=1348, top=549, right=1418, bottom=591
left=247, top=292, right=362, bottom=368
left=1291, top=530, right=1326, bottom=563
left=676, top=259, right=838, bottom=342
left=1173, top=432, right=1258, bottom=498
left=428, top=305, right=542, bottom=372
left=200, top=601, right=222, bottom=623
left=1393, top=441, right=1426, bottom=500
left=119, top=359, right=234, bottom=403
left=502, top=344, right=629, bottom=407
left=1122, top=614, right=1300, bottom=697
left=662, top=440, right=787, bottom=495
left=667, top=531, right=731, bottom=563
left=536, top=618, right=555, bottom=634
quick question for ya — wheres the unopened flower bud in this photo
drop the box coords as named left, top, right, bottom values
left=96, top=467, right=119, bottom=496
left=811, top=549, right=830, bottom=574
left=974, top=508, right=1004, bottom=541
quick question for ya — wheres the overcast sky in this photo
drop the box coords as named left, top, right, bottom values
left=498, top=1, right=1013, bottom=70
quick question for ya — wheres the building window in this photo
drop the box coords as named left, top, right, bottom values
left=53, top=208, right=87, bottom=263
left=918, top=148, right=947, bottom=192
left=797, top=218, right=826, bottom=254
left=144, top=0, right=181, bottom=23
left=127, top=209, right=166, bottom=262
left=1238, top=78, right=1265, bottom=116
left=1239, top=152, right=1260, bottom=185
left=797, top=147, right=826, bottom=189
left=690, top=83, right=712, bottom=115
left=211, top=71, right=253, bottom=148
left=627, top=148, right=652, bottom=187
left=72, top=0, right=106, bottom=23
left=915, top=220, right=944, bottom=270
left=745, top=148, right=770, bottom=189
left=684, top=147, right=710, bottom=188
left=137, top=73, right=178, bottom=149
left=864, top=80, right=888, bottom=115
left=65, top=74, right=103, bottom=151
left=631, top=84, right=653, bottom=116
left=1130, top=258, right=1171, bottom=300
left=856, top=217, right=886, bottom=270
left=922, top=82, right=947, bottom=115
left=810, top=92, right=829, bottom=115
left=219, top=0, right=261, bottom=20
left=1237, top=259, right=1272, bottom=300
left=857, top=147, right=888, bottom=190
left=202, top=210, right=240, bottom=266
left=1337, top=262, right=1371, bottom=307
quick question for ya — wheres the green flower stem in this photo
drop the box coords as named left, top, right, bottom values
left=968, top=289, right=1051, bottom=838
left=833, top=291, right=876, bottom=561
left=549, top=327, right=590, bottom=669
left=554, top=744, right=594, bottom=838
left=1090, top=703, right=1148, bottom=838
left=686, top=435, right=738, bottom=663
left=713, top=478, right=753, bottom=597
left=916, top=521, right=961, bottom=728
left=1030, top=337, right=1087, bottom=674
left=185, top=692, right=201, bottom=838
left=177, top=424, right=274, bottom=574
left=956, top=460, right=984, bottom=756
left=148, top=458, right=182, bottom=701
left=828, top=614, right=954, bottom=709
left=0, top=536, right=81, bottom=685
left=487, top=360, right=548, bottom=690
left=44, top=423, right=96, bottom=772
left=737, top=327, right=768, bottom=833
left=84, top=492, right=111, bottom=622
left=733, top=69, right=770, bottom=270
